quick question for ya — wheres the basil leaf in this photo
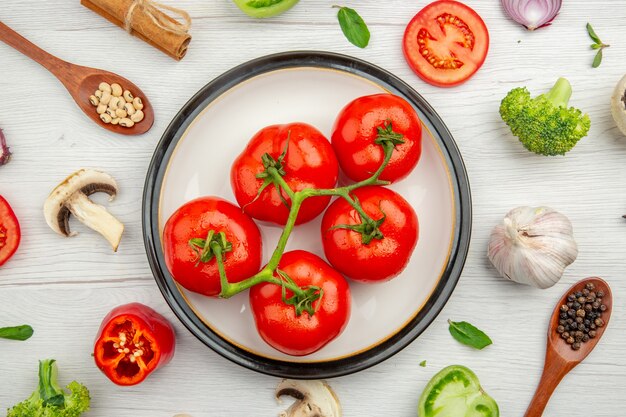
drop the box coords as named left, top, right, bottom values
left=586, top=23, right=602, bottom=45
left=0, top=325, right=34, bottom=341
left=448, top=320, right=492, bottom=350
left=335, top=6, right=370, bottom=48
left=419, top=360, right=427, bottom=367
left=592, top=49, right=603, bottom=68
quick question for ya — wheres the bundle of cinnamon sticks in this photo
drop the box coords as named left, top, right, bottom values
left=81, top=0, right=191, bottom=60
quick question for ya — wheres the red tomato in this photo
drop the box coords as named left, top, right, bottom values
left=163, top=197, right=262, bottom=297
left=321, top=186, right=418, bottom=283
left=249, top=250, right=351, bottom=356
left=231, top=123, right=339, bottom=225
left=403, top=0, right=489, bottom=87
left=0, top=195, right=20, bottom=266
left=331, top=94, right=422, bottom=183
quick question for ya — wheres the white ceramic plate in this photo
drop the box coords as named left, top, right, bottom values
left=143, top=52, right=471, bottom=378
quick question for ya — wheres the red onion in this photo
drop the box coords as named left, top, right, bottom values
left=501, top=0, right=562, bottom=31
left=0, top=128, right=11, bottom=166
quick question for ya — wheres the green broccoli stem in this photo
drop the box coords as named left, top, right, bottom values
left=543, top=78, right=572, bottom=108
left=37, top=359, right=65, bottom=407
left=8, top=359, right=90, bottom=417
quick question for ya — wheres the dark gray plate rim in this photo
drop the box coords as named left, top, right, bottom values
left=142, top=51, right=472, bottom=379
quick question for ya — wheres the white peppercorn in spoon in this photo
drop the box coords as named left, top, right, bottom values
left=0, top=21, right=154, bottom=135
left=525, top=277, right=612, bottom=417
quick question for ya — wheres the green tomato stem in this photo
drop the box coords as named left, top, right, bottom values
left=211, top=140, right=397, bottom=310
left=267, top=193, right=305, bottom=271
left=267, top=166, right=296, bottom=201
left=211, top=242, right=231, bottom=297
left=218, top=265, right=306, bottom=299
left=307, top=142, right=393, bottom=222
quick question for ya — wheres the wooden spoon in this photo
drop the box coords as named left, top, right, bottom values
left=524, top=277, right=612, bottom=417
left=0, top=21, right=153, bottom=135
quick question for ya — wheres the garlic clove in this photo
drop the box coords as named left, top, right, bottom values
left=488, top=206, right=578, bottom=289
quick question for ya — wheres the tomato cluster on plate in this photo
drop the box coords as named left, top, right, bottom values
left=163, top=93, right=423, bottom=356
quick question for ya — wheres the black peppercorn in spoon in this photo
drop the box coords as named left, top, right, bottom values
left=524, top=277, right=612, bottom=417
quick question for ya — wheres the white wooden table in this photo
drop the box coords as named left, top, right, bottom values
left=1, top=1, right=625, bottom=415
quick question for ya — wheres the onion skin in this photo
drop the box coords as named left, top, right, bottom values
left=0, top=128, right=11, bottom=166
left=501, top=0, right=562, bottom=31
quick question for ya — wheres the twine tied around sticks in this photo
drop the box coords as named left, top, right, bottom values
left=124, top=0, right=191, bottom=35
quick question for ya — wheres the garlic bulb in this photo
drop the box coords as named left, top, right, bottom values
left=487, top=206, right=578, bottom=289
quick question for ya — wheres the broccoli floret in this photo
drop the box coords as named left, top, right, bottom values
left=500, top=77, right=591, bottom=156
left=7, top=359, right=90, bottom=417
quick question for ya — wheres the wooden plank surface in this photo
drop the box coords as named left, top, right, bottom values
left=1, top=0, right=625, bottom=415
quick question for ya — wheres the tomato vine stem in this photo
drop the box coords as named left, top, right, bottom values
left=201, top=138, right=399, bottom=315
left=267, top=167, right=295, bottom=201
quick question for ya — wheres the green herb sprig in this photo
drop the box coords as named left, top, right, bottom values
left=333, top=6, right=370, bottom=48
left=0, top=325, right=34, bottom=341
left=587, top=23, right=609, bottom=68
left=448, top=320, right=492, bottom=350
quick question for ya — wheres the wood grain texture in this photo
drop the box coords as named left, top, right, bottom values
left=1, top=0, right=625, bottom=415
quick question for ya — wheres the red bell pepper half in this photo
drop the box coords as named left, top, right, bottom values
left=94, top=303, right=175, bottom=386
left=0, top=195, right=21, bottom=266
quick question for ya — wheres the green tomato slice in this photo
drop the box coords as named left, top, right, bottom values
left=418, top=365, right=499, bottom=417
left=232, top=0, right=300, bottom=18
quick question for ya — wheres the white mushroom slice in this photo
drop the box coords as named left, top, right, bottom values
left=611, top=74, right=626, bottom=136
left=44, top=169, right=124, bottom=251
left=276, top=380, right=341, bottom=417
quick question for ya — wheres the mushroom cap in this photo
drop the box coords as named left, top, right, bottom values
left=611, top=74, right=626, bottom=137
left=276, top=379, right=341, bottom=417
left=44, top=168, right=118, bottom=237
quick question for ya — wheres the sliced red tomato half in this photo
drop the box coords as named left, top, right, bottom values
left=0, top=195, right=20, bottom=266
left=403, top=0, right=489, bottom=87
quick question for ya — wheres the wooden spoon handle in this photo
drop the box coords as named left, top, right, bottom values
left=524, top=350, right=575, bottom=417
left=0, top=21, right=71, bottom=78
